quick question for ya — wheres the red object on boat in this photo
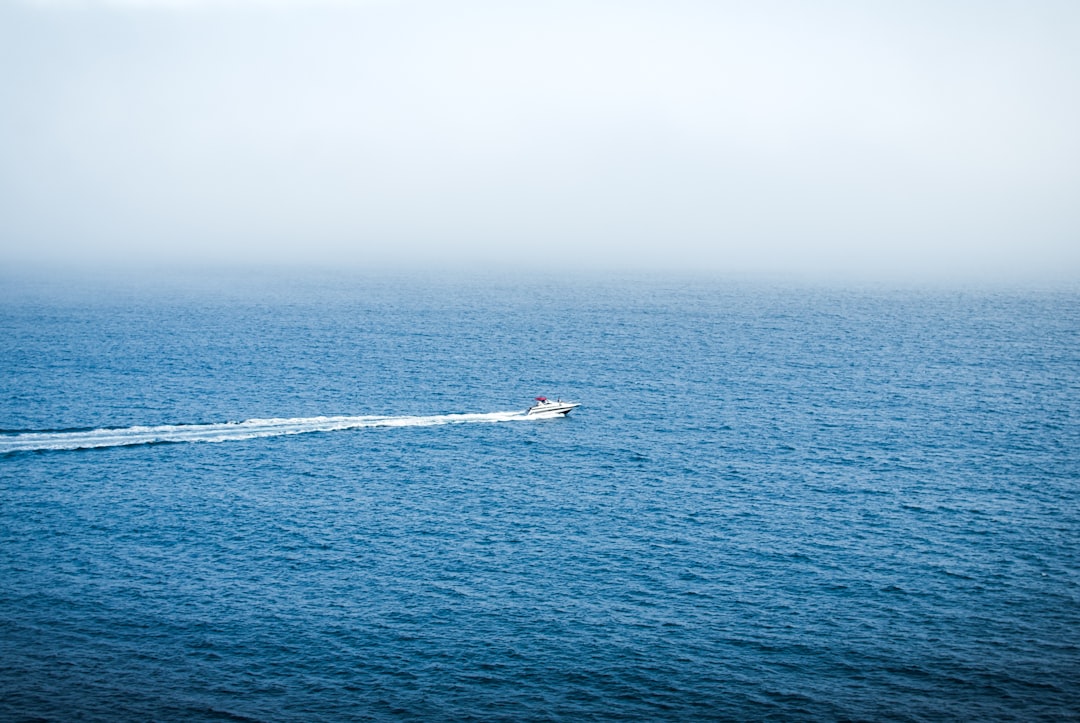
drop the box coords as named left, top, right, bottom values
left=534, top=396, right=547, bottom=401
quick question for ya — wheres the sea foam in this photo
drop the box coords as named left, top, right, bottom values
left=0, top=411, right=538, bottom=453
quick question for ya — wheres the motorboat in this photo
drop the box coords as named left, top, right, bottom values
left=526, top=396, right=580, bottom=416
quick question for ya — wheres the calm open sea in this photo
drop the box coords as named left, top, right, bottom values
left=1, top=271, right=1078, bottom=721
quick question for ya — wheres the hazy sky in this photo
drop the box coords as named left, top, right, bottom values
left=1, top=0, right=1078, bottom=278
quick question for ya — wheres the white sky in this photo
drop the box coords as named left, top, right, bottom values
left=1, top=0, right=1078, bottom=279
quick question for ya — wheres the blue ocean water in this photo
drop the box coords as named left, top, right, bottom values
left=1, top=270, right=1078, bottom=721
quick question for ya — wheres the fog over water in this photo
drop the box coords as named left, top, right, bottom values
left=1, top=0, right=1078, bottom=280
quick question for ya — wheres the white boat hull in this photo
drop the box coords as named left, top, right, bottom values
left=526, top=400, right=580, bottom=416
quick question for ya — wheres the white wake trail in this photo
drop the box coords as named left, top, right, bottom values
left=0, top=411, right=540, bottom=454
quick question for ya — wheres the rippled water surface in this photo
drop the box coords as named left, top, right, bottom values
left=2, top=272, right=1078, bottom=721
